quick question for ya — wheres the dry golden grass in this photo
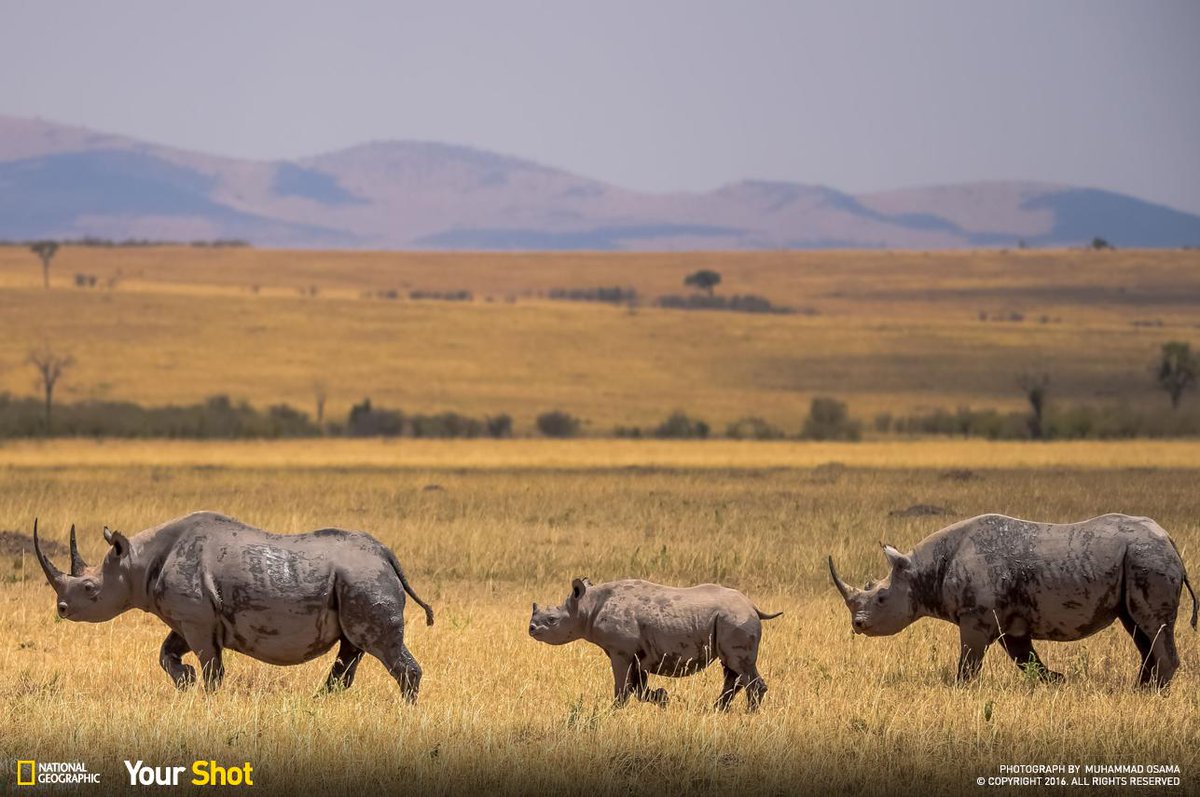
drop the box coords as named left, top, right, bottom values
left=2, top=447, right=1198, bottom=795
left=2, top=437, right=1200, bottom=470
left=0, top=247, right=1197, bottom=431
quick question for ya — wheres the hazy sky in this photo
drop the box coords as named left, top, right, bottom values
left=3, top=1, right=1199, bottom=212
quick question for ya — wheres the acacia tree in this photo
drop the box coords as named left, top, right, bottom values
left=1017, top=372, right=1050, bottom=440
left=27, top=345, right=74, bottom=432
left=683, top=269, right=721, bottom=296
left=30, top=241, right=59, bottom=289
left=1157, top=341, right=1197, bottom=409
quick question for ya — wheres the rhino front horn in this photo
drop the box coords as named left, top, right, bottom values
left=32, top=518, right=65, bottom=589
left=69, top=524, right=89, bottom=576
left=828, top=555, right=857, bottom=603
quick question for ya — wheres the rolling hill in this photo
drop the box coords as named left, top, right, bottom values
left=2, top=115, right=1199, bottom=250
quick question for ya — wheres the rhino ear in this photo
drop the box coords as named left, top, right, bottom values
left=571, top=578, right=589, bottom=600
left=880, top=543, right=911, bottom=571
left=104, top=527, right=131, bottom=559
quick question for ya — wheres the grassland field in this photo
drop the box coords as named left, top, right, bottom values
left=1, top=247, right=1198, bottom=795
left=1, top=446, right=1199, bottom=795
left=0, top=246, right=1197, bottom=433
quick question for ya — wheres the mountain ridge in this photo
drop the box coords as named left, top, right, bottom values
left=2, top=115, right=1198, bottom=250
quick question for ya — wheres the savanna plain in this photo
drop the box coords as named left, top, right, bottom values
left=0, top=247, right=1198, bottom=795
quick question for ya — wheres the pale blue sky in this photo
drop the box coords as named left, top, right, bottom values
left=3, top=1, right=1198, bottom=212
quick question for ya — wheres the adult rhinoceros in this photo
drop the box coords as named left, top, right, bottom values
left=829, top=513, right=1196, bottom=687
left=32, top=511, right=433, bottom=701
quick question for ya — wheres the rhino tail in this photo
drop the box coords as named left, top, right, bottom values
left=1167, top=536, right=1198, bottom=630
left=385, top=549, right=434, bottom=626
left=755, top=607, right=784, bottom=621
left=1185, top=574, right=1198, bottom=631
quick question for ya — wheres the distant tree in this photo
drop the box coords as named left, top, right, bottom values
left=486, top=414, right=513, bottom=438
left=683, top=269, right=721, bottom=296
left=1017, top=372, right=1050, bottom=439
left=30, top=241, right=59, bottom=289
left=312, top=381, right=328, bottom=425
left=800, top=397, right=862, bottom=441
left=27, top=344, right=74, bottom=432
left=1090, top=237, right=1111, bottom=251
left=536, top=410, right=581, bottom=438
left=653, top=411, right=710, bottom=439
left=1156, top=341, right=1197, bottom=410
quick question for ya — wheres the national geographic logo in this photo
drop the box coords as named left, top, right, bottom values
left=14, top=760, right=101, bottom=786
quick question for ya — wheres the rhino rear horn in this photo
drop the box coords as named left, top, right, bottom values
left=32, top=518, right=65, bottom=589
left=828, top=556, right=857, bottom=603
left=69, top=524, right=88, bottom=576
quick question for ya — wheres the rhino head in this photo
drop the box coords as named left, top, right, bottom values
left=33, top=519, right=135, bottom=623
left=528, top=577, right=592, bottom=645
left=828, top=544, right=918, bottom=636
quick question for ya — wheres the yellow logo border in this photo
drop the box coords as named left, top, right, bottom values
left=17, top=760, right=36, bottom=786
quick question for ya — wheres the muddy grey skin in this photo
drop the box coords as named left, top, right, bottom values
left=31, top=511, right=434, bottom=702
left=829, top=513, right=1198, bottom=688
left=529, top=578, right=782, bottom=711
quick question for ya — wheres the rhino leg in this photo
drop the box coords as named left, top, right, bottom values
left=349, top=632, right=421, bottom=703
left=715, top=665, right=744, bottom=711
left=1121, top=614, right=1179, bottom=688
left=159, top=630, right=196, bottom=689
left=1118, top=612, right=1158, bottom=686
left=998, top=635, right=1064, bottom=682
left=609, top=653, right=637, bottom=707
left=380, top=643, right=423, bottom=703
left=1123, top=562, right=1182, bottom=688
left=178, top=626, right=225, bottom=691
left=955, top=623, right=993, bottom=682
left=320, top=637, right=364, bottom=693
left=715, top=618, right=767, bottom=710
left=336, top=577, right=422, bottom=703
left=629, top=664, right=668, bottom=707
left=1147, top=626, right=1180, bottom=688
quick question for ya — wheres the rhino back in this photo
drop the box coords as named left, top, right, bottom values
left=584, top=580, right=755, bottom=661
left=937, top=514, right=1172, bottom=640
left=141, top=513, right=396, bottom=665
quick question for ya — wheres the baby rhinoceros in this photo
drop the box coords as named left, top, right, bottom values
left=32, top=511, right=434, bottom=702
left=829, top=513, right=1198, bottom=687
left=529, top=578, right=782, bottom=711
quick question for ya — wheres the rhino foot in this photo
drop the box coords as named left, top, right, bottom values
left=172, top=665, right=197, bottom=690
left=645, top=688, right=669, bottom=707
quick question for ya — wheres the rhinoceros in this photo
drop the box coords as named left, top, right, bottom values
left=528, top=578, right=781, bottom=710
left=828, top=513, right=1197, bottom=687
left=31, top=511, right=434, bottom=702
